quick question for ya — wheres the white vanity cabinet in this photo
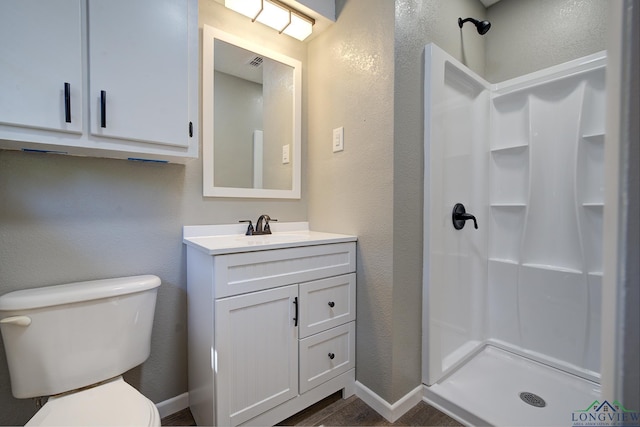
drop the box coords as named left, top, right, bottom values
left=185, top=227, right=357, bottom=427
left=0, top=0, right=198, bottom=162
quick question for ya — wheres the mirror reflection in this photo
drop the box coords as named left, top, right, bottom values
left=214, top=39, right=294, bottom=190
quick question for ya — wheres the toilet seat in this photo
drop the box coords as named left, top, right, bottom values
left=25, top=377, right=160, bottom=427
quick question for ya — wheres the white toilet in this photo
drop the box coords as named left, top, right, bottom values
left=0, top=275, right=162, bottom=426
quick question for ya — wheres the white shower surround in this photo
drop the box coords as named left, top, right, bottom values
left=422, top=44, right=606, bottom=425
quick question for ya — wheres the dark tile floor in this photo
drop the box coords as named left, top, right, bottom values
left=160, top=391, right=461, bottom=426
left=160, top=408, right=197, bottom=426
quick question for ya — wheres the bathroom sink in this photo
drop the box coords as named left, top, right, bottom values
left=236, top=233, right=308, bottom=245
left=183, top=222, right=356, bottom=255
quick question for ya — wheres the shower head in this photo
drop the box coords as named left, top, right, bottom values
left=458, top=17, right=491, bottom=35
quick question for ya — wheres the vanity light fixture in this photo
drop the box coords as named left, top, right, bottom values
left=225, top=0, right=315, bottom=41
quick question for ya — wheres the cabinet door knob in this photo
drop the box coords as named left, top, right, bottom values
left=328, top=353, right=335, bottom=360
left=328, top=301, right=335, bottom=308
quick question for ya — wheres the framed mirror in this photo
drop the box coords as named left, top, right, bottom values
left=202, top=25, right=301, bottom=198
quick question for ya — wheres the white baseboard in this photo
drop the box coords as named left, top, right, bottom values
left=156, top=392, right=190, bottom=419
left=154, top=384, right=425, bottom=422
left=355, top=381, right=423, bottom=423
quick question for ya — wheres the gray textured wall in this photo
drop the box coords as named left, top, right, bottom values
left=486, top=0, right=608, bottom=82
left=307, top=0, right=396, bottom=404
left=392, top=0, right=487, bottom=402
left=0, top=1, right=307, bottom=425
left=306, top=0, right=486, bottom=404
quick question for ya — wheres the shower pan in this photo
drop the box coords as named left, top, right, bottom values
left=422, top=44, right=606, bottom=426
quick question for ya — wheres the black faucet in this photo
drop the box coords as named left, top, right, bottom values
left=255, top=214, right=278, bottom=234
left=239, top=215, right=279, bottom=236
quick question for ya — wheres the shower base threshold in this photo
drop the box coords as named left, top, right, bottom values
left=423, top=345, right=600, bottom=426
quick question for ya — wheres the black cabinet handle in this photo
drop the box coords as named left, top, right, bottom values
left=100, top=90, right=106, bottom=128
left=328, top=301, right=335, bottom=308
left=328, top=353, right=335, bottom=360
left=293, top=297, right=298, bottom=327
left=64, top=82, right=71, bottom=123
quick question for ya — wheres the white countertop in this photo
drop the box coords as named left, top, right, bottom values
left=183, top=222, right=357, bottom=255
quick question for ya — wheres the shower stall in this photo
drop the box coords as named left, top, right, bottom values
left=422, top=44, right=606, bottom=425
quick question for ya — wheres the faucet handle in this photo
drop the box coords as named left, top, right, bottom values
left=452, top=203, right=478, bottom=230
left=239, top=220, right=254, bottom=235
left=263, top=218, right=278, bottom=234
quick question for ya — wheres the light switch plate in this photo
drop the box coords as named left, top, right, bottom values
left=282, top=144, right=290, bottom=164
left=333, top=127, right=344, bottom=152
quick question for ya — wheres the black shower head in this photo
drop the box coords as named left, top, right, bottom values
left=458, top=17, right=491, bottom=35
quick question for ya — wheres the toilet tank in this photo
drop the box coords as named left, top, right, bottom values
left=0, top=275, right=161, bottom=398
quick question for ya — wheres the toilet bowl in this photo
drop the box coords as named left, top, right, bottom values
left=0, top=275, right=161, bottom=426
left=26, top=377, right=160, bottom=427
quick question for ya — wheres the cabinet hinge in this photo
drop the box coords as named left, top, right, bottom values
left=189, top=121, right=193, bottom=137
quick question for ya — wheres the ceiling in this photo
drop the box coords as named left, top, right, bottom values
left=214, top=39, right=264, bottom=84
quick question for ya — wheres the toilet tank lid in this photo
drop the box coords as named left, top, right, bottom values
left=0, top=275, right=161, bottom=311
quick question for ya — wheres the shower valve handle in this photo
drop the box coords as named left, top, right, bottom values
left=459, top=213, right=478, bottom=229
left=452, top=203, right=478, bottom=230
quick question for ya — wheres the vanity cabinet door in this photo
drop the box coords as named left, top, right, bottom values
left=215, top=285, right=299, bottom=426
left=0, top=0, right=83, bottom=134
left=87, top=0, right=193, bottom=147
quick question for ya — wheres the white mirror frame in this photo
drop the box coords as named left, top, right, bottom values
left=202, top=25, right=302, bottom=198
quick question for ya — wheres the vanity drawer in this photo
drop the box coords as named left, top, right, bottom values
left=299, top=322, right=355, bottom=394
left=213, top=243, right=355, bottom=298
left=299, top=274, right=356, bottom=338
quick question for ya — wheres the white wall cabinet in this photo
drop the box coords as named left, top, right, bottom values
left=0, top=0, right=198, bottom=162
left=0, top=0, right=83, bottom=135
left=186, top=242, right=357, bottom=427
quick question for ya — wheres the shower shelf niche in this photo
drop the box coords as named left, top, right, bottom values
left=489, top=148, right=529, bottom=205
left=489, top=144, right=528, bottom=153
left=582, top=133, right=605, bottom=142
left=488, top=258, right=519, bottom=267
left=520, top=263, right=582, bottom=275
left=491, top=92, right=529, bottom=152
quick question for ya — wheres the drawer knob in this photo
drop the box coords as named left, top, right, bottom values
left=328, top=352, right=335, bottom=360
left=328, top=301, right=335, bottom=308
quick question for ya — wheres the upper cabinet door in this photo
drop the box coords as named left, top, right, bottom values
left=87, top=0, right=191, bottom=147
left=0, top=0, right=83, bottom=134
